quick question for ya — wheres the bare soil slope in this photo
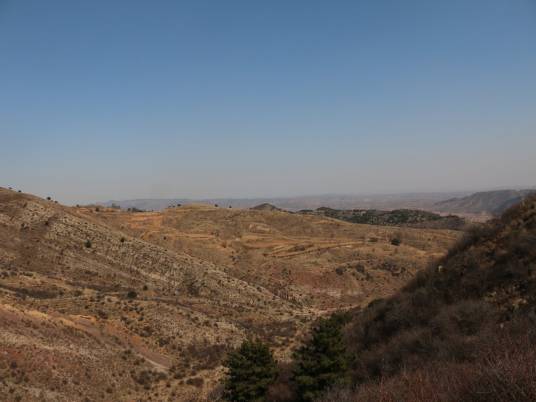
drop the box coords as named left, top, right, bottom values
left=0, top=189, right=305, bottom=401
left=89, top=204, right=459, bottom=311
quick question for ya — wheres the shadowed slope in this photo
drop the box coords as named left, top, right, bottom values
left=318, top=195, right=536, bottom=402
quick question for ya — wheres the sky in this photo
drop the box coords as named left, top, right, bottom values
left=1, top=0, right=535, bottom=204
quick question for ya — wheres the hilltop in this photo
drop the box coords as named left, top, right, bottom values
left=251, top=203, right=282, bottom=212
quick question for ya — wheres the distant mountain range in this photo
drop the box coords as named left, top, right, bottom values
left=102, top=191, right=471, bottom=212
left=102, top=189, right=535, bottom=217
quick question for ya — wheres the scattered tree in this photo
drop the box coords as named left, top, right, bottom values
left=223, top=339, right=278, bottom=401
left=292, top=314, right=350, bottom=401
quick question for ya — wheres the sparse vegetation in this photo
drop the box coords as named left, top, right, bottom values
left=306, top=207, right=466, bottom=230
left=301, top=195, right=536, bottom=401
left=0, top=186, right=482, bottom=402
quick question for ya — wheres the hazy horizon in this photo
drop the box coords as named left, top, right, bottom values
left=2, top=1, right=535, bottom=204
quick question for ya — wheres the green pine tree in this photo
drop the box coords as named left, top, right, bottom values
left=292, top=314, right=350, bottom=401
left=223, top=339, right=278, bottom=402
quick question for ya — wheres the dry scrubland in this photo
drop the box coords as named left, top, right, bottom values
left=315, top=195, right=536, bottom=402
left=0, top=188, right=459, bottom=401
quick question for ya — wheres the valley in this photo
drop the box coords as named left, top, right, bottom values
left=0, top=188, right=460, bottom=401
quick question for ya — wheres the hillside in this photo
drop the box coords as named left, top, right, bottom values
left=316, top=195, right=536, bottom=401
left=300, top=207, right=466, bottom=230
left=0, top=189, right=305, bottom=401
left=434, top=189, right=535, bottom=216
left=87, top=203, right=459, bottom=311
left=0, top=188, right=460, bottom=401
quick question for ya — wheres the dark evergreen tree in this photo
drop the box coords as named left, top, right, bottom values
left=223, top=339, right=278, bottom=402
left=292, top=314, right=350, bottom=401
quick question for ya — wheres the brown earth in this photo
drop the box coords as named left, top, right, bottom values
left=89, top=203, right=459, bottom=311
left=0, top=188, right=460, bottom=401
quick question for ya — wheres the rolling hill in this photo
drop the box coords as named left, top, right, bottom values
left=0, top=188, right=305, bottom=401
left=0, top=187, right=460, bottom=401
left=87, top=203, right=459, bottom=311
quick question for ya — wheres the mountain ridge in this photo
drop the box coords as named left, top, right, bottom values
left=434, top=189, right=535, bottom=215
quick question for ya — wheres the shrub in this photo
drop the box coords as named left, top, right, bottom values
left=85, top=240, right=92, bottom=248
left=320, top=327, right=536, bottom=402
left=223, top=340, right=277, bottom=402
left=186, top=377, right=204, bottom=387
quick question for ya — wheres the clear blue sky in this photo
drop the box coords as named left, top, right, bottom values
left=1, top=0, right=535, bottom=204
